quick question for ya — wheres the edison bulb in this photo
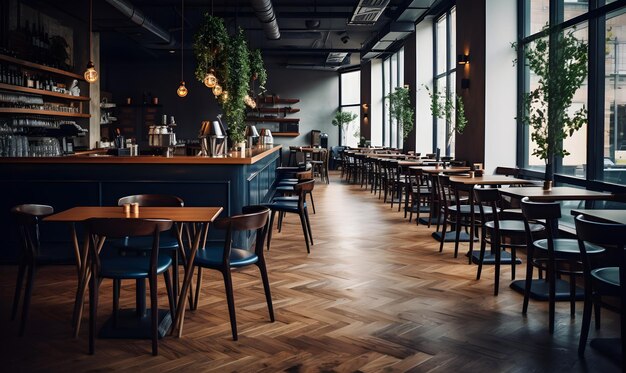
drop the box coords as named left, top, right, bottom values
left=220, top=91, right=229, bottom=102
left=244, top=94, right=256, bottom=108
left=84, top=61, right=98, bottom=83
left=212, top=84, right=223, bottom=96
left=204, top=72, right=217, bottom=88
left=177, top=81, right=188, bottom=97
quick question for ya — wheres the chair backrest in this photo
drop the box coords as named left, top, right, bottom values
left=118, top=194, right=184, bottom=207
left=494, top=166, right=520, bottom=177
left=575, top=215, right=626, bottom=272
left=518, top=197, right=560, bottom=248
left=85, top=218, right=173, bottom=274
left=11, top=204, right=54, bottom=259
left=473, top=187, right=501, bottom=227
left=295, top=170, right=313, bottom=180
left=215, top=206, right=270, bottom=259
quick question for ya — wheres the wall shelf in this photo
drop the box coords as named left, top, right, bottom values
left=272, top=132, right=300, bottom=137
left=0, top=54, right=84, bottom=80
left=0, top=108, right=91, bottom=118
left=254, top=107, right=300, bottom=114
left=0, top=83, right=90, bottom=101
left=245, top=117, right=300, bottom=123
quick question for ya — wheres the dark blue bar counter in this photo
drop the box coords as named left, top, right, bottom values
left=0, top=145, right=281, bottom=262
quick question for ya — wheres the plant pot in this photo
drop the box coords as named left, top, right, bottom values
left=236, top=141, right=246, bottom=153
left=542, top=180, right=553, bottom=191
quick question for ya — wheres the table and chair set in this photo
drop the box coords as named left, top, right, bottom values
left=341, top=149, right=626, bottom=362
left=8, top=181, right=316, bottom=356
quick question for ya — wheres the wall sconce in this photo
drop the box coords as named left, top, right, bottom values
left=457, top=54, right=470, bottom=65
left=362, top=103, right=369, bottom=118
left=461, top=78, right=470, bottom=89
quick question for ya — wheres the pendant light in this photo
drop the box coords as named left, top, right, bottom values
left=84, top=0, right=98, bottom=83
left=177, top=0, right=188, bottom=97
left=212, top=83, right=222, bottom=96
left=204, top=0, right=218, bottom=89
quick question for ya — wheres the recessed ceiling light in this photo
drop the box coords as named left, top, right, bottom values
left=169, top=50, right=176, bottom=54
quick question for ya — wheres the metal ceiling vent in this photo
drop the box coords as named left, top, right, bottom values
left=251, top=0, right=281, bottom=40
left=105, top=0, right=172, bottom=43
left=326, top=52, right=348, bottom=65
left=349, top=0, right=390, bottom=25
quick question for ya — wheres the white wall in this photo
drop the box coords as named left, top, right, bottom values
left=265, top=67, right=339, bottom=149
left=370, top=59, right=383, bottom=146
left=484, top=0, right=517, bottom=172
left=415, top=17, right=434, bottom=154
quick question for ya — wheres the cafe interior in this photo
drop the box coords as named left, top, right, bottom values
left=1, top=0, right=626, bottom=371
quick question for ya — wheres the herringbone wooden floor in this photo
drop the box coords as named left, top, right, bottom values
left=0, top=171, right=621, bottom=372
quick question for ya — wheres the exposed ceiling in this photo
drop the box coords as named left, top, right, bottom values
left=28, top=0, right=442, bottom=70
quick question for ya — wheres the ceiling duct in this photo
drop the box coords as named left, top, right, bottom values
left=349, top=0, right=390, bottom=25
left=250, top=0, right=281, bottom=40
left=104, top=0, right=172, bottom=43
left=326, top=52, right=348, bottom=65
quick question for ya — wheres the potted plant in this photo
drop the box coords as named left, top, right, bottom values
left=514, top=26, right=588, bottom=189
left=222, top=29, right=251, bottom=151
left=386, top=86, right=415, bottom=142
left=249, top=49, right=268, bottom=94
left=332, top=110, right=358, bottom=146
left=424, top=85, right=468, bottom=152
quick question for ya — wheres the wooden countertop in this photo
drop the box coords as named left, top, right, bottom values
left=0, top=145, right=282, bottom=165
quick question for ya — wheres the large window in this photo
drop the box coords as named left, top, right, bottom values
left=518, top=0, right=626, bottom=189
left=339, top=70, right=361, bottom=147
left=433, top=7, right=457, bottom=157
left=382, top=48, right=404, bottom=148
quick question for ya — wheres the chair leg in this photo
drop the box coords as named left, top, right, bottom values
left=267, top=210, right=276, bottom=251
left=308, top=192, right=316, bottom=214
left=522, top=247, right=534, bottom=314
left=493, top=235, right=501, bottom=296
left=439, top=214, right=448, bottom=253
left=221, top=269, right=238, bottom=341
left=594, top=294, right=601, bottom=330
left=113, top=279, right=120, bottom=328
left=149, top=274, right=158, bottom=356
left=256, top=260, right=275, bottom=322
left=569, top=272, right=576, bottom=318
left=453, top=214, right=462, bottom=258
left=11, top=260, right=27, bottom=321
left=510, top=248, right=516, bottom=280
left=476, top=233, right=487, bottom=281
left=548, top=258, right=556, bottom=334
left=88, top=268, right=98, bottom=355
left=19, top=262, right=36, bottom=336
left=164, top=268, right=175, bottom=318
left=298, top=212, right=311, bottom=254
left=304, top=207, right=314, bottom=246
left=578, top=281, right=593, bottom=356
left=192, top=267, right=203, bottom=311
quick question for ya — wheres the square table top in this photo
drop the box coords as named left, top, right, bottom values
left=449, top=175, right=536, bottom=186
left=44, top=206, right=224, bottom=223
left=498, top=186, right=613, bottom=201
left=571, top=209, right=626, bottom=225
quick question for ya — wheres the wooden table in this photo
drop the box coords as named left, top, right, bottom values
left=45, top=206, right=223, bottom=339
left=571, top=209, right=626, bottom=225
left=496, top=187, right=614, bottom=301
left=418, top=166, right=471, bottom=175
left=498, top=186, right=613, bottom=202
left=448, top=176, right=537, bottom=264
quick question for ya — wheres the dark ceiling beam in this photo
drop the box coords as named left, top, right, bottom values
left=260, top=48, right=361, bottom=54
left=202, top=12, right=354, bottom=19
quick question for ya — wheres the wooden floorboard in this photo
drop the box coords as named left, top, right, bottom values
left=0, top=171, right=621, bottom=372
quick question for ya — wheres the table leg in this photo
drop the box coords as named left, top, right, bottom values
left=172, top=221, right=206, bottom=337
left=468, top=191, right=475, bottom=264
left=72, top=229, right=92, bottom=338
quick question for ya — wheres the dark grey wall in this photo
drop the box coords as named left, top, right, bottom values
left=104, top=57, right=340, bottom=147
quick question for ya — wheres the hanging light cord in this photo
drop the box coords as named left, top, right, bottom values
left=181, top=0, right=183, bottom=79
left=89, top=0, right=93, bottom=61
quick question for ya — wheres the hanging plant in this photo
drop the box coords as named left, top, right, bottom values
left=386, top=86, right=415, bottom=140
left=249, top=49, right=268, bottom=93
left=193, top=14, right=229, bottom=83
left=222, top=28, right=251, bottom=144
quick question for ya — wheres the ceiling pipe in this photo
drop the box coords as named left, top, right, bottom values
left=250, top=0, right=281, bottom=40
left=104, top=0, right=172, bottom=43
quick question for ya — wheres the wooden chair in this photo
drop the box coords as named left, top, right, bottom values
left=437, top=175, right=475, bottom=257
left=475, top=188, right=543, bottom=296
left=266, top=179, right=315, bottom=253
left=85, top=218, right=175, bottom=355
left=191, top=206, right=273, bottom=341
left=575, top=215, right=625, bottom=357
left=310, top=148, right=330, bottom=184
left=10, top=204, right=60, bottom=336
left=520, top=198, right=604, bottom=334
left=405, top=167, right=432, bottom=224
left=275, top=170, right=316, bottom=214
